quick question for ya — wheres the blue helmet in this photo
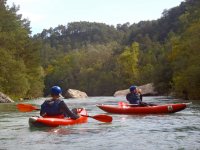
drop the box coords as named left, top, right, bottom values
left=51, top=86, right=62, bottom=95
left=129, top=85, right=137, bottom=92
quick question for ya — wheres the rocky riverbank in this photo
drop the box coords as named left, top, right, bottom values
left=0, top=92, right=14, bottom=103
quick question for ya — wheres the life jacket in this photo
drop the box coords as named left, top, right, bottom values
left=126, top=93, right=141, bottom=104
left=41, top=99, right=64, bottom=117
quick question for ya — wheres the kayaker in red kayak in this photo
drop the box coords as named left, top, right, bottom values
left=126, top=85, right=142, bottom=105
left=40, top=86, right=80, bottom=119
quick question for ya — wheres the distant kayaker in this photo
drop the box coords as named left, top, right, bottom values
left=126, top=85, right=151, bottom=106
left=40, top=86, right=80, bottom=119
left=126, top=85, right=156, bottom=106
left=126, top=85, right=142, bottom=105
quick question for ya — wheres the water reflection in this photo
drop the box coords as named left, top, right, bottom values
left=0, top=103, right=18, bottom=112
left=48, top=127, right=74, bottom=135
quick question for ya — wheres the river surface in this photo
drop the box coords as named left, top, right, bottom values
left=0, top=96, right=200, bottom=150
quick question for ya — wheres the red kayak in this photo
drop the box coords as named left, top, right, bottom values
left=96, top=103, right=191, bottom=114
left=29, top=108, right=88, bottom=127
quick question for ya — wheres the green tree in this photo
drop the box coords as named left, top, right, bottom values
left=117, top=42, right=139, bottom=86
left=0, top=0, right=44, bottom=99
left=170, top=22, right=200, bottom=99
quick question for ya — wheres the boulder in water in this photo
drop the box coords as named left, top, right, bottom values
left=64, top=89, right=88, bottom=98
left=0, top=92, right=14, bottom=103
left=114, top=83, right=158, bottom=97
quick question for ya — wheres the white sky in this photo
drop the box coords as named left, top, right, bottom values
left=7, top=0, right=184, bottom=35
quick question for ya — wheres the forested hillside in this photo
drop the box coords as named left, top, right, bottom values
left=1, top=0, right=200, bottom=100
left=0, top=0, right=44, bottom=99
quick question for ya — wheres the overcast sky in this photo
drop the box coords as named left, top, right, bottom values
left=7, top=0, right=184, bottom=35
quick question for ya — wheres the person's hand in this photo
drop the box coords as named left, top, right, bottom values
left=76, top=108, right=84, bottom=113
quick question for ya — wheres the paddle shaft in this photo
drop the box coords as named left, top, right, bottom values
left=81, top=114, right=97, bottom=118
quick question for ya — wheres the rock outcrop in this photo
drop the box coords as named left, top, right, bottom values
left=0, top=92, right=14, bottom=103
left=64, top=89, right=88, bottom=98
left=137, top=83, right=158, bottom=96
left=113, top=89, right=129, bottom=97
left=114, top=83, right=158, bottom=97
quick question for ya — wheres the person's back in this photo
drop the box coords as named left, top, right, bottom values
left=40, top=86, right=79, bottom=120
left=40, top=99, right=62, bottom=116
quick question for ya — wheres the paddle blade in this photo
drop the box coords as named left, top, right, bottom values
left=17, top=103, right=39, bottom=112
left=91, top=114, right=113, bottom=123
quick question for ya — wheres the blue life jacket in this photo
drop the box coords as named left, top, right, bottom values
left=126, top=93, right=141, bottom=104
left=41, top=99, right=63, bottom=116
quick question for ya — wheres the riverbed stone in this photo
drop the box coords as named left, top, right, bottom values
left=114, top=83, right=158, bottom=97
left=0, top=92, right=14, bottom=103
left=64, top=89, right=88, bottom=98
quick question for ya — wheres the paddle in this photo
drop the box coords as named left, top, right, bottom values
left=17, top=103, right=40, bottom=112
left=17, top=103, right=112, bottom=123
left=81, top=114, right=112, bottom=123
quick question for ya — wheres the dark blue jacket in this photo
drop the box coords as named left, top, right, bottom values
left=40, top=99, right=63, bottom=116
left=126, top=93, right=141, bottom=104
left=40, top=99, right=79, bottom=119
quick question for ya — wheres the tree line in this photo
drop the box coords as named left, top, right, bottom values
left=0, top=0, right=44, bottom=99
left=0, top=0, right=200, bottom=100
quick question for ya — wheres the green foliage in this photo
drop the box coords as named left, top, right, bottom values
left=36, top=22, right=123, bottom=55
left=0, top=0, right=44, bottom=99
left=44, top=43, right=120, bottom=96
left=152, top=55, right=173, bottom=94
left=117, top=42, right=139, bottom=85
left=1, top=0, right=200, bottom=99
left=151, top=0, right=200, bottom=99
left=40, top=0, right=200, bottom=99
left=171, top=22, right=200, bottom=99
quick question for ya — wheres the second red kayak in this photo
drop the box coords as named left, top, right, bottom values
left=97, top=103, right=190, bottom=114
left=29, top=108, right=88, bottom=127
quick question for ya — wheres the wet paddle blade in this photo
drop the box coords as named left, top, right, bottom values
left=17, top=103, right=39, bottom=112
left=91, top=114, right=113, bottom=123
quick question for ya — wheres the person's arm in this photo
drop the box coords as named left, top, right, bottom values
left=126, top=93, right=132, bottom=103
left=140, top=94, right=143, bottom=101
left=40, top=102, right=46, bottom=117
left=59, top=101, right=80, bottom=120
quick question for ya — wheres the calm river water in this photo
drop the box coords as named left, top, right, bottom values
left=0, top=96, right=200, bottom=150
